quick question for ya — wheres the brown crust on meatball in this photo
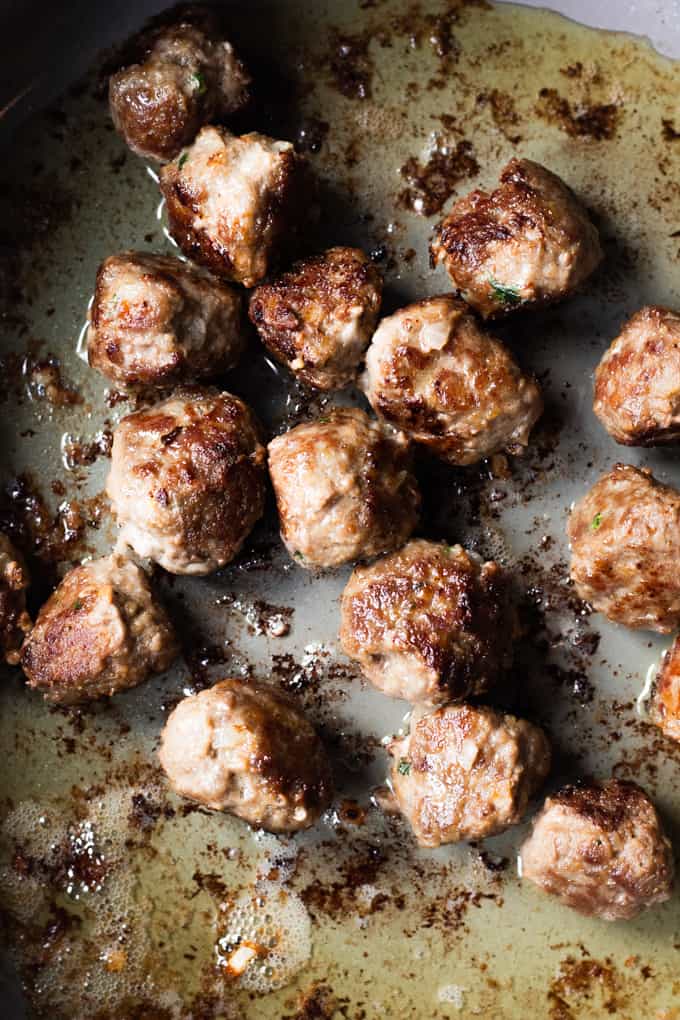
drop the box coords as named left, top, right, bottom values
left=388, top=703, right=551, bottom=846
left=430, top=158, right=602, bottom=318
left=0, top=533, right=31, bottom=665
left=21, top=554, right=178, bottom=704
left=654, top=636, right=680, bottom=742
left=521, top=779, right=674, bottom=920
left=248, top=247, right=383, bottom=390
left=567, top=464, right=680, bottom=632
left=340, top=539, right=516, bottom=704
left=593, top=306, right=680, bottom=446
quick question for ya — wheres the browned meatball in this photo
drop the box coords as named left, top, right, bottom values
left=388, top=703, right=550, bottom=846
left=87, top=252, right=244, bottom=388
left=267, top=408, right=420, bottom=569
left=340, top=540, right=516, bottom=704
left=430, top=158, right=602, bottom=319
left=568, top=464, right=680, bottom=632
left=109, top=13, right=251, bottom=161
left=361, top=294, right=542, bottom=465
left=653, top=636, right=680, bottom=742
left=106, top=388, right=266, bottom=575
left=160, top=126, right=308, bottom=287
left=248, top=247, right=383, bottom=390
left=0, top=533, right=31, bottom=665
left=520, top=780, right=674, bottom=920
left=21, top=554, right=178, bottom=704
left=593, top=306, right=680, bottom=446
left=159, top=678, right=333, bottom=832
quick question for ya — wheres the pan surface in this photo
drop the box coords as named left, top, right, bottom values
left=0, top=1, right=679, bottom=1017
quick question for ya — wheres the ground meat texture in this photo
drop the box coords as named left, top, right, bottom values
left=653, top=637, right=680, bottom=742
left=568, top=464, right=680, bottom=632
left=593, top=306, right=680, bottom=446
left=106, top=388, right=266, bottom=575
left=267, top=408, right=420, bottom=569
left=361, top=294, right=542, bottom=465
left=388, top=703, right=550, bottom=846
left=160, top=126, right=308, bottom=287
left=248, top=247, right=383, bottom=390
left=340, top=540, right=516, bottom=704
left=158, top=678, right=333, bottom=831
left=87, top=252, right=245, bottom=388
left=520, top=780, right=674, bottom=920
left=430, top=158, right=602, bottom=319
left=0, top=533, right=31, bottom=665
left=109, top=16, right=251, bottom=161
left=20, top=554, right=178, bottom=704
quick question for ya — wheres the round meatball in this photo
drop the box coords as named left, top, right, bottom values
left=87, top=252, right=245, bottom=388
left=594, top=306, right=680, bottom=446
left=159, top=678, right=333, bottom=832
left=568, top=464, right=680, bottom=632
left=361, top=294, right=542, bottom=465
left=430, top=158, right=602, bottom=318
left=340, top=539, right=516, bottom=704
left=653, top=636, right=680, bottom=742
left=107, top=388, right=266, bottom=575
left=21, top=554, right=178, bottom=704
left=389, top=703, right=551, bottom=846
left=160, top=126, right=308, bottom=287
left=267, top=408, right=420, bottom=569
left=248, top=247, right=383, bottom=390
left=109, top=14, right=251, bottom=161
left=520, top=780, right=674, bottom=920
left=0, top=533, right=31, bottom=665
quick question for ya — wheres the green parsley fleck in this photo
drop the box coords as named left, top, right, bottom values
left=489, top=278, right=521, bottom=307
left=294, top=551, right=304, bottom=560
left=72, top=599, right=83, bottom=611
left=190, top=71, right=207, bottom=94
left=178, top=151, right=189, bottom=170
left=397, top=759, right=411, bottom=776
left=590, top=512, right=603, bottom=531
left=318, top=416, right=330, bottom=424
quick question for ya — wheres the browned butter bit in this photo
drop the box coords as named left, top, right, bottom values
left=536, top=87, right=620, bottom=140
left=398, top=139, right=479, bottom=215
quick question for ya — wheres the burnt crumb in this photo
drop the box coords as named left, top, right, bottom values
left=536, top=88, right=620, bottom=140
left=662, top=118, right=680, bottom=142
left=560, top=62, right=584, bottom=78
left=216, top=593, right=293, bottom=637
left=129, top=793, right=163, bottom=832
left=295, top=117, right=330, bottom=154
left=300, top=840, right=389, bottom=919
left=6, top=345, right=82, bottom=407
left=476, top=88, right=522, bottom=143
left=283, top=984, right=342, bottom=1020
left=327, top=30, right=374, bottom=101
left=477, top=850, right=509, bottom=874
left=398, top=139, right=479, bottom=216
left=61, top=429, right=113, bottom=469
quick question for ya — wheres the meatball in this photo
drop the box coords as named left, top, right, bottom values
left=87, top=252, right=245, bottom=388
left=21, top=554, right=178, bottom=704
left=593, top=306, right=680, bottom=446
left=248, top=247, right=383, bottom=390
left=160, top=126, right=308, bottom=287
left=340, top=540, right=516, bottom=704
left=107, top=388, right=266, bottom=575
left=653, top=636, right=680, bottom=742
left=430, top=158, right=602, bottom=319
left=520, top=780, right=674, bottom=920
left=109, top=14, right=251, bottom=161
left=267, top=408, right=420, bottom=569
left=568, top=464, right=680, bottom=632
left=0, top=533, right=31, bottom=665
left=388, top=703, right=550, bottom=846
left=159, top=678, right=333, bottom=832
left=361, top=294, right=542, bottom=465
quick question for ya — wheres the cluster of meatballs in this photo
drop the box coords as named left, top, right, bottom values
left=1, top=6, right=676, bottom=927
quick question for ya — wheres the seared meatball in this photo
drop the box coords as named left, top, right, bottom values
left=0, top=533, right=31, bottom=665
left=568, top=464, right=680, bottom=632
left=87, top=252, right=244, bottom=388
left=267, top=408, right=420, bottom=569
left=160, top=126, right=308, bottom=287
left=21, top=554, right=178, bottom=704
left=248, top=247, right=382, bottom=390
left=159, top=677, right=333, bottom=831
left=361, top=294, right=542, bottom=465
left=109, top=14, right=251, bottom=161
left=107, top=388, right=266, bottom=575
left=389, top=703, right=550, bottom=846
left=340, top=540, right=516, bottom=704
left=594, top=306, right=680, bottom=446
left=520, top=780, right=674, bottom=920
left=653, top=637, right=680, bottom=742
left=431, top=159, right=602, bottom=319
